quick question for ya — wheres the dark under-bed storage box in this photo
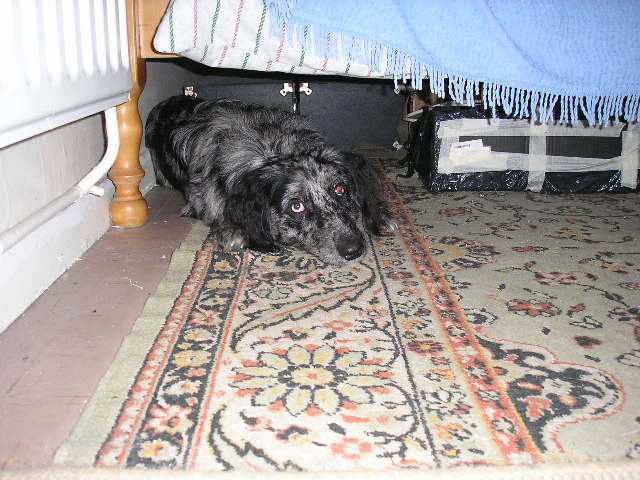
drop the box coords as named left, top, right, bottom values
left=411, top=107, right=639, bottom=193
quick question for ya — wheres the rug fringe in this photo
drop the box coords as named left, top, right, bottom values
left=267, top=1, right=639, bottom=127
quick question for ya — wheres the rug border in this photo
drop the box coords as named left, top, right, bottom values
left=53, top=222, right=211, bottom=467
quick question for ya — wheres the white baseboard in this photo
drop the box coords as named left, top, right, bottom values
left=0, top=180, right=115, bottom=333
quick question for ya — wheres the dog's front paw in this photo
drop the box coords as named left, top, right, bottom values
left=180, top=204, right=198, bottom=219
left=214, top=229, right=246, bottom=251
left=379, top=213, right=399, bottom=233
left=365, top=209, right=398, bottom=236
left=374, top=206, right=399, bottom=234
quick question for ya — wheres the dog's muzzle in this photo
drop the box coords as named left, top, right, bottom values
left=335, top=233, right=365, bottom=261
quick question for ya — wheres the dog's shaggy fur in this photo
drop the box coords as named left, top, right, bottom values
left=145, top=95, right=395, bottom=264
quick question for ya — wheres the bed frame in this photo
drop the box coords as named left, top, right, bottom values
left=110, top=0, right=174, bottom=228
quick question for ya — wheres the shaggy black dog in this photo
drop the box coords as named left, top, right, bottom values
left=145, top=94, right=396, bottom=264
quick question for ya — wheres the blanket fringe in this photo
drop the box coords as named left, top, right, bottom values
left=267, top=1, right=639, bottom=127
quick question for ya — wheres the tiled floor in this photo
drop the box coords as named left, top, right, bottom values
left=0, top=187, right=194, bottom=470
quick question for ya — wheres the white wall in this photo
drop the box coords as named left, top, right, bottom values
left=0, top=59, right=210, bottom=333
left=0, top=115, right=105, bottom=232
left=0, top=115, right=111, bottom=332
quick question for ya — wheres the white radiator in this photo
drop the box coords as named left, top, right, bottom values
left=0, top=0, right=132, bottom=148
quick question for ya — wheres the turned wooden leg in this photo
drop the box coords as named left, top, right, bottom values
left=109, top=0, right=149, bottom=228
left=109, top=83, right=148, bottom=227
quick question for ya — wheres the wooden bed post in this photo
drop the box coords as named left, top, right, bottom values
left=109, top=0, right=149, bottom=228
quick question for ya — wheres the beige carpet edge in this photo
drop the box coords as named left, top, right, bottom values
left=3, top=460, right=640, bottom=480
left=53, top=222, right=210, bottom=467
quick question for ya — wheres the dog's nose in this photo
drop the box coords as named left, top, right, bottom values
left=336, top=237, right=364, bottom=261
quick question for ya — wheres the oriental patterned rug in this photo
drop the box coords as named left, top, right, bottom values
left=54, top=147, right=640, bottom=477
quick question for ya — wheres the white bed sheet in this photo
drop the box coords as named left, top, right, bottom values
left=153, top=0, right=398, bottom=79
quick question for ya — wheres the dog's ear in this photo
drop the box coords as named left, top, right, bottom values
left=343, top=152, right=395, bottom=235
left=223, top=169, right=278, bottom=253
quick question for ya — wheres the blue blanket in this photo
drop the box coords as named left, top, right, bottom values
left=267, top=0, right=640, bottom=126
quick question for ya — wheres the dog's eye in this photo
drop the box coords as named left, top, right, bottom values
left=291, top=200, right=306, bottom=213
left=334, top=184, right=346, bottom=196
